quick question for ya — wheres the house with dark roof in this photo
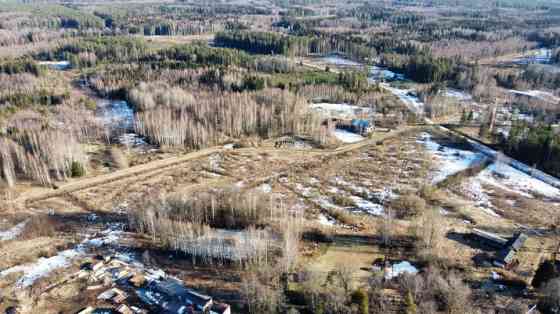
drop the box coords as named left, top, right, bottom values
left=472, top=228, right=509, bottom=249
left=142, top=278, right=230, bottom=314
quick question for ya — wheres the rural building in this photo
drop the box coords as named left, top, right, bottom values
left=146, top=278, right=231, bottom=314
left=494, top=232, right=529, bottom=268
left=471, top=228, right=509, bottom=249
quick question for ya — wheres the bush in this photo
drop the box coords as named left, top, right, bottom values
left=351, top=289, right=369, bottom=314
left=404, top=291, right=417, bottom=314
left=391, top=194, right=426, bottom=218
left=533, top=260, right=560, bottom=288
left=332, top=195, right=355, bottom=207
left=71, top=160, right=86, bottom=177
left=110, top=147, right=129, bottom=169
left=302, top=228, right=333, bottom=243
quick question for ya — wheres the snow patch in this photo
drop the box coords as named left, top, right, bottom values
left=333, top=129, right=364, bottom=143
left=96, top=100, right=134, bottom=130
left=418, top=132, right=485, bottom=183
left=0, top=219, right=29, bottom=241
left=508, top=89, right=560, bottom=103
left=477, top=162, right=560, bottom=199
left=320, top=56, right=362, bottom=67
left=382, top=84, right=425, bottom=114
left=0, top=223, right=123, bottom=288
left=258, top=183, right=272, bottom=193
left=310, top=102, right=373, bottom=119
left=445, top=89, right=473, bottom=101
left=349, top=196, right=384, bottom=216
left=38, top=60, right=70, bottom=70
left=317, top=214, right=336, bottom=226
left=385, top=261, right=419, bottom=279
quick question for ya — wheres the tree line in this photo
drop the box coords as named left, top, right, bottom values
left=501, top=122, right=560, bottom=178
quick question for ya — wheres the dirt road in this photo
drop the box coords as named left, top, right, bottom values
left=14, top=126, right=420, bottom=205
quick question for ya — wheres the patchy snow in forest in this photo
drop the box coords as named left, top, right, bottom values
left=96, top=100, right=134, bottom=130
left=320, top=55, right=362, bottom=67
left=508, top=89, right=560, bottom=103
left=512, top=48, right=553, bottom=65
left=118, top=133, right=149, bottom=148
left=0, top=219, right=29, bottom=241
left=445, top=89, right=473, bottom=101
left=385, top=261, right=419, bottom=279
left=417, top=133, right=485, bottom=183
left=333, top=129, right=364, bottom=143
left=310, top=102, right=373, bottom=119
left=369, top=66, right=405, bottom=81
left=382, top=84, right=425, bottom=113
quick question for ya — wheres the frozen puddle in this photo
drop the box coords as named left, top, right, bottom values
left=333, top=129, right=364, bottom=143
left=38, top=60, right=71, bottom=70
left=0, top=224, right=123, bottom=288
left=385, top=261, right=419, bottom=279
left=418, top=132, right=485, bottom=183
left=0, top=219, right=29, bottom=241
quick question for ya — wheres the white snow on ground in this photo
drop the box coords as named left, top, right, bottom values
left=317, top=214, right=336, bottom=226
left=96, top=100, right=134, bottom=130
left=382, top=84, right=425, bottom=114
left=118, top=133, right=148, bottom=147
left=462, top=179, right=493, bottom=208
left=310, top=102, right=373, bottom=119
left=0, top=219, right=29, bottom=241
left=417, top=132, right=485, bottom=183
left=38, top=61, right=71, bottom=70
left=476, top=162, right=560, bottom=199
left=508, top=89, right=560, bottom=103
left=0, top=224, right=123, bottom=288
left=333, top=129, right=364, bottom=143
left=369, top=66, right=405, bottom=81
left=320, top=56, right=362, bottom=67
left=0, top=248, right=82, bottom=288
left=445, top=89, right=473, bottom=101
left=295, top=183, right=314, bottom=197
left=385, top=261, right=419, bottom=279
left=349, top=196, right=384, bottom=216
left=258, top=183, right=272, bottom=193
